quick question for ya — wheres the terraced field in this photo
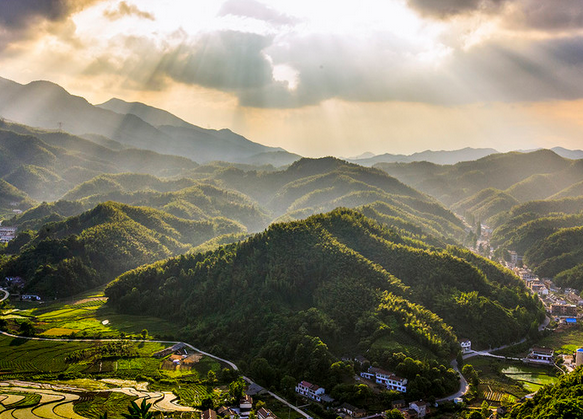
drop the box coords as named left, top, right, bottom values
left=6, top=288, right=180, bottom=339
left=0, top=380, right=196, bottom=418
left=0, top=334, right=168, bottom=379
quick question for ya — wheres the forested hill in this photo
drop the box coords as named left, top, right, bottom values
left=0, top=120, right=197, bottom=201
left=490, top=197, right=583, bottom=289
left=0, top=202, right=244, bottom=298
left=8, top=156, right=467, bottom=243
left=508, top=367, right=583, bottom=419
left=209, top=157, right=467, bottom=242
left=375, top=150, right=583, bottom=225
left=106, top=209, right=543, bottom=393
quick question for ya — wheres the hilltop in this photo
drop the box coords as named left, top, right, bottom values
left=1, top=201, right=244, bottom=297
left=106, top=209, right=543, bottom=396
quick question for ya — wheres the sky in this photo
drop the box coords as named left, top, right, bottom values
left=1, top=0, right=583, bottom=157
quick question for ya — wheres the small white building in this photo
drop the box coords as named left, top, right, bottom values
left=524, top=346, right=554, bottom=365
left=295, top=381, right=326, bottom=402
left=460, top=338, right=472, bottom=353
left=409, top=401, right=428, bottom=418
left=360, top=367, right=407, bottom=393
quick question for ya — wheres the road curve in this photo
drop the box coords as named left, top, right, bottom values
left=0, top=330, right=311, bottom=419
left=437, top=359, right=468, bottom=402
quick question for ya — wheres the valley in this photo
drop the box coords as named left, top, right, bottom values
left=0, top=76, right=582, bottom=419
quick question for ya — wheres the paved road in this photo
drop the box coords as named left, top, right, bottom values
left=539, top=316, right=551, bottom=332
left=437, top=359, right=468, bottom=402
left=0, top=330, right=312, bottom=419
left=439, top=314, right=549, bottom=403
left=0, top=288, right=8, bottom=302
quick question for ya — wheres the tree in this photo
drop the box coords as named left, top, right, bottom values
left=462, top=364, right=479, bottom=387
left=122, top=399, right=155, bottom=419
left=19, top=319, right=34, bottom=336
left=384, top=409, right=405, bottom=419
left=207, top=370, right=217, bottom=384
left=468, top=411, right=483, bottom=419
left=141, top=329, right=148, bottom=339
left=229, top=377, right=246, bottom=400
left=481, top=400, right=490, bottom=418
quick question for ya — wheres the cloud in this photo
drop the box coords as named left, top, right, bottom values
left=217, top=0, right=298, bottom=26
left=508, top=0, right=583, bottom=31
left=103, top=1, right=154, bottom=21
left=0, top=0, right=98, bottom=50
left=407, top=0, right=508, bottom=19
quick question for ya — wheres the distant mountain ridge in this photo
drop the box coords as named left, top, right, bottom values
left=348, top=147, right=499, bottom=166
left=0, top=76, right=300, bottom=166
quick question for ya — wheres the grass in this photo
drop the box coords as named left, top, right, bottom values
left=466, top=357, right=530, bottom=404
left=501, top=365, right=559, bottom=392
left=0, top=334, right=167, bottom=379
left=1, top=391, right=41, bottom=408
left=9, top=286, right=181, bottom=340
left=74, top=391, right=138, bottom=419
left=174, top=384, right=213, bottom=406
left=536, top=324, right=583, bottom=355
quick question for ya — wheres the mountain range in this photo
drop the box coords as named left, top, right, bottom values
left=0, top=76, right=300, bottom=166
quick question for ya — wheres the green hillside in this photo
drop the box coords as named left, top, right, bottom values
left=105, top=209, right=542, bottom=396
left=451, top=188, right=519, bottom=225
left=508, top=367, right=583, bottom=419
left=490, top=197, right=583, bottom=287
left=0, top=202, right=244, bottom=297
left=0, top=120, right=198, bottom=201
left=377, top=150, right=571, bottom=206
left=0, top=179, right=35, bottom=218
left=211, top=157, right=466, bottom=241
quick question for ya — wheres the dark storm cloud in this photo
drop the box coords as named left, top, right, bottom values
left=103, top=2, right=154, bottom=21
left=511, top=0, right=583, bottom=31
left=407, top=0, right=507, bottom=18
left=159, top=31, right=274, bottom=91
left=218, top=0, right=298, bottom=26
left=0, top=0, right=98, bottom=50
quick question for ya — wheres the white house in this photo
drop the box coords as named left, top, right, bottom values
left=460, top=338, right=472, bottom=353
left=295, top=381, right=326, bottom=402
left=360, top=367, right=407, bottom=393
left=409, top=401, right=428, bottom=418
left=524, top=346, right=554, bottom=365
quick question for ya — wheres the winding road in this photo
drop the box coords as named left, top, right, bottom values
left=437, top=314, right=551, bottom=402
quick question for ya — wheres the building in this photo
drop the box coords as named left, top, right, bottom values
left=409, top=401, right=428, bottom=418
left=0, top=226, right=17, bottom=243
left=360, top=367, right=407, bottom=393
left=257, top=407, right=278, bottom=419
left=203, top=410, right=217, bottom=419
left=295, top=381, right=326, bottom=402
left=217, top=407, right=237, bottom=419
left=338, top=403, right=366, bottom=418
left=551, top=304, right=577, bottom=317
left=524, top=346, right=554, bottom=365
left=152, top=342, right=186, bottom=358
left=530, top=282, right=548, bottom=296
left=460, top=338, right=472, bottom=353
left=21, top=294, right=41, bottom=301
left=392, top=400, right=406, bottom=409
left=575, top=348, right=583, bottom=367
left=508, top=251, right=522, bottom=266
left=239, top=394, right=253, bottom=418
